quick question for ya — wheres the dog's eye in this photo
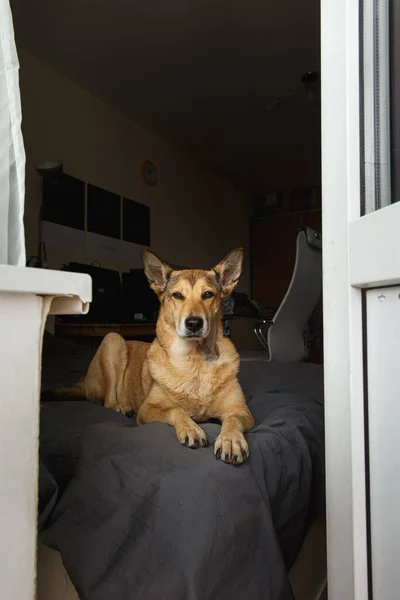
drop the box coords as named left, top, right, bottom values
left=172, top=292, right=184, bottom=300
left=202, top=291, right=214, bottom=300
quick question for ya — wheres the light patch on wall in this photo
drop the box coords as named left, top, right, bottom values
left=86, top=233, right=147, bottom=263
left=86, top=231, right=120, bottom=261
left=42, top=221, right=147, bottom=265
left=120, top=240, right=148, bottom=264
left=42, top=221, right=85, bottom=255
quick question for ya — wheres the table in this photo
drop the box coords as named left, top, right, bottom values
left=55, top=321, right=157, bottom=340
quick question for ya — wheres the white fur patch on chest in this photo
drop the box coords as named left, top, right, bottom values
left=170, top=337, right=230, bottom=365
left=170, top=338, right=194, bottom=358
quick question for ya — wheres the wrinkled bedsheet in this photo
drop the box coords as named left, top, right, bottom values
left=39, top=335, right=324, bottom=600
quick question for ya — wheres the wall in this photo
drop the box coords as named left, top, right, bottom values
left=19, top=50, right=251, bottom=292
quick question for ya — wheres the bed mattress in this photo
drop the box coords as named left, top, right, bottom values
left=39, top=334, right=325, bottom=600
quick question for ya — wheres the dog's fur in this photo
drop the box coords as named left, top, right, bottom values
left=54, top=248, right=255, bottom=464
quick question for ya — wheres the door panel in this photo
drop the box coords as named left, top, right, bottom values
left=322, top=0, right=400, bottom=598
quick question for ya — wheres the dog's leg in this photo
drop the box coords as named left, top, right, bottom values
left=42, top=379, right=85, bottom=400
left=137, top=390, right=208, bottom=449
left=212, top=386, right=255, bottom=465
left=84, top=332, right=133, bottom=415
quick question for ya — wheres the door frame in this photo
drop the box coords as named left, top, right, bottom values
left=322, top=0, right=400, bottom=597
left=321, top=0, right=369, bottom=598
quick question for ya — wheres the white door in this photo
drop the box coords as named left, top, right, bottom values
left=321, top=0, right=400, bottom=599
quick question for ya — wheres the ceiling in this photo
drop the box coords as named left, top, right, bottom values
left=11, top=0, right=320, bottom=193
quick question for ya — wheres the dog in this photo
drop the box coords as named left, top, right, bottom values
left=54, top=248, right=255, bottom=464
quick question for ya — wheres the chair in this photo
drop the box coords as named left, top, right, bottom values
left=243, top=226, right=322, bottom=362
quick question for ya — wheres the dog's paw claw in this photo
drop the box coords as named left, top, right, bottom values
left=214, top=432, right=250, bottom=465
left=178, top=424, right=208, bottom=450
left=117, top=407, right=134, bottom=417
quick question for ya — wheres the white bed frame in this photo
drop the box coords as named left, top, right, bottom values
left=37, top=517, right=327, bottom=600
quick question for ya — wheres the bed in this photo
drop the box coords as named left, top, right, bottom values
left=37, top=333, right=326, bottom=600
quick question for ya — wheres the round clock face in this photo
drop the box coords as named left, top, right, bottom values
left=141, top=161, right=157, bottom=186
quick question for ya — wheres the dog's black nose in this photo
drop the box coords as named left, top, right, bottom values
left=185, top=316, right=204, bottom=333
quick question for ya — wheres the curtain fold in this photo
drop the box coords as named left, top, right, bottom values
left=0, top=0, right=25, bottom=266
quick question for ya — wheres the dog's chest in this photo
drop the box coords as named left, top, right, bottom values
left=177, top=368, right=218, bottom=422
left=155, top=355, right=232, bottom=414
left=188, top=404, right=214, bottom=423
left=172, top=360, right=222, bottom=398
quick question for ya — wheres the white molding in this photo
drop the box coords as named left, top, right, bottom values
left=42, top=220, right=85, bottom=256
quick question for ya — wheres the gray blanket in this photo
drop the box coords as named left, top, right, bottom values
left=39, top=336, right=324, bottom=600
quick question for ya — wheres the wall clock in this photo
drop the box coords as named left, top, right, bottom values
left=140, top=160, right=157, bottom=186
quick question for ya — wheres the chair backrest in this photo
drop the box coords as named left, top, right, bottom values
left=267, top=227, right=322, bottom=362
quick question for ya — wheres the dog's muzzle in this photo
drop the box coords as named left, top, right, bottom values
left=183, top=316, right=205, bottom=338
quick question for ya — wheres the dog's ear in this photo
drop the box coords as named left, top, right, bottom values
left=142, top=250, right=172, bottom=295
left=213, top=248, right=244, bottom=298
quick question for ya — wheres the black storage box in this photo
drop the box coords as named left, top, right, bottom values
left=59, top=263, right=123, bottom=323
left=122, top=269, right=159, bottom=322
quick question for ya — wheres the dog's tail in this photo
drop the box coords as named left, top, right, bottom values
left=41, top=378, right=86, bottom=402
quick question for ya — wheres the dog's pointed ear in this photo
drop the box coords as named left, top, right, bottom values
left=213, top=248, right=244, bottom=298
left=142, top=250, right=172, bottom=295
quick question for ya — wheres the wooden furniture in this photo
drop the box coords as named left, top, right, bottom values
left=55, top=321, right=156, bottom=340
left=55, top=320, right=261, bottom=352
left=252, top=210, right=322, bottom=307
left=55, top=319, right=266, bottom=354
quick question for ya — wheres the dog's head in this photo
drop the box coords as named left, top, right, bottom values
left=142, top=248, right=243, bottom=340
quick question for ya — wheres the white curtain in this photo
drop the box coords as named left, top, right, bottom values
left=0, top=0, right=25, bottom=266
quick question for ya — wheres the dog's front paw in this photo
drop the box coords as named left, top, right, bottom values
left=176, top=422, right=208, bottom=449
left=116, top=405, right=134, bottom=417
left=214, top=431, right=249, bottom=464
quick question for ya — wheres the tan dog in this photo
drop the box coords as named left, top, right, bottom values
left=55, top=249, right=255, bottom=464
